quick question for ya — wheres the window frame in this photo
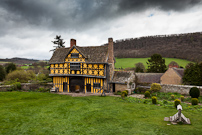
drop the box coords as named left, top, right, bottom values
left=71, top=53, right=79, bottom=58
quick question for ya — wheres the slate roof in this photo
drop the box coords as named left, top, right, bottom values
left=112, top=71, right=134, bottom=83
left=136, top=73, right=164, bottom=84
left=173, top=68, right=184, bottom=77
left=49, top=45, right=109, bottom=64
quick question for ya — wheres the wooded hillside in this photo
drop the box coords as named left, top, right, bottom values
left=114, top=32, right=202, bottom=62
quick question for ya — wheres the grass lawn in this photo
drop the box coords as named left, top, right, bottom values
left=115, top=57, right=193, bottom=69
left=0, top=92, right=202, bottom=135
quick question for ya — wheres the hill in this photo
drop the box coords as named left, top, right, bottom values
left=115, top=57, right=193, bottom=69
left=114, top=32, right=202, bottom=62
left=0, top=57, right=39, bottom=64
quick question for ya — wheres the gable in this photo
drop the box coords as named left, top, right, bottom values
left=65, top=48, right=85, bottom=62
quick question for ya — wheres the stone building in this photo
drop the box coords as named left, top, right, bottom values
left=160, top=68, right=184, bottom=85
left=49, top=38, right=115, bottom=93
left=111, top=71, right=136, bottom=93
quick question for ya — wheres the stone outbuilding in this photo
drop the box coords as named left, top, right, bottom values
left=111, top=71, right=136, bottom=94
left=160, top=67, right=184, bottom=85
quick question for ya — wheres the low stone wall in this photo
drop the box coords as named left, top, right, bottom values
left=160, top=84, right=202, bottom=95
left=21, top=83, right=53, bottom=91
left=0, top=85, right=11, bottom=92
left=0, top=83, right=53, bottom=92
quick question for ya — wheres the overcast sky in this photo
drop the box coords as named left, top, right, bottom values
left=0, top=0, right=202, bottom=60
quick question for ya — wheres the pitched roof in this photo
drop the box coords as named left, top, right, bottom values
left=136, top=73, right=164, bottom=84
left=49, top=45, right=109, bottom=64
left=173, top=68, right=184, bottom=77
left=112, top=71, right=134, bottom=84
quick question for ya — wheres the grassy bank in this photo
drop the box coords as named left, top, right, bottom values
left=115, top=57, right=193, bottom=69
left=0, top=92, right=202, bottom=135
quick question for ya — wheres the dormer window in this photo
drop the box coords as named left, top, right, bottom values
left=71, top=53, right=79, bottom=58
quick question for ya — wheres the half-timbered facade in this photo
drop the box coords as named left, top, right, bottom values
left=49, top=38, right=114, bottom=93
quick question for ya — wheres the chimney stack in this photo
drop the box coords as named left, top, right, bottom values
left=70, top=39, right=76, bottom=48
left=108, top=38, right=114, bottom=64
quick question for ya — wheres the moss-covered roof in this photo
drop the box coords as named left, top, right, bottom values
left=112, top=71, right=134, bottom=83
left=136, top=73, right=164, bottom=84
left=49, top=45, right=109, bottom=64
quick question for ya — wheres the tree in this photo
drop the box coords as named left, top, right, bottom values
left=0, top=65, right=6, bottom=81
left=134, top=62, right=145, bottom=73
left=168, top=61, right=179, bottom=68
left=183, top=62, right=202, bottom=86
left=5, top=63, right=16, bottom=74
left=50, top=35, right=65, bottom=52
left=147, top=54, right=167, bottom=73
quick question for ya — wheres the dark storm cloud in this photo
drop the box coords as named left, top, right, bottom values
left=118, top=0, right=202, bottom=12
left=0, top=0, right=201, bottom=32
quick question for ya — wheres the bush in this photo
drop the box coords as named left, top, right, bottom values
left=152, top=96, right=157, bottom=104
left=116, top=91, right=121, bottom=95
left=144, top=91, right=150, bottom=98
left=5, top=70, right=36, bottom=83
left=37, top=87, right=49, bottom=92
left=0, top=65, right=6, bottom=81
left=121, top=91, right=128, bottom=99
left=181, top=96, right=184, bottom=101
left=163, top=100, right=168, bottom=104
left=174, top=99, right=181, bottom=108
left=124, top=90, right=129, bottom=95
left=191, top=98, right=199, bottom=105
left=150, top=83, right=162, bottom=92
left=189, top=87, right=200, bottom=98
left=7, top=82, right=21, bottom=91
left=171, top=94, right=175, bottom=100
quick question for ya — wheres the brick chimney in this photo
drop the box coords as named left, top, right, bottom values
left=70, top=39, right=76, bottom=48
left=108, top=38, right=114, bottom=64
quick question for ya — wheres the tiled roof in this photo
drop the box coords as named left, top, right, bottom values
left=49, top=45, right=109, bottom=63
left=136, top=73, right=164, bottom=84
left=112, top=71, right=134, bottom=83
left=173, top=68, right=184, bottom=77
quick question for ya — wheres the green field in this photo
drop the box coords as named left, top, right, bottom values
left=1, top=92, right=202, bottom=135
left=115, top=57, right=193, bottom=69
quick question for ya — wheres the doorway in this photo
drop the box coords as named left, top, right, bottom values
left=69, top=77, right=84, bottom=93
left=63, top=82, right=67, bottom=92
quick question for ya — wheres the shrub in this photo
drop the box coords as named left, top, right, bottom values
left=189, top=87, right=200, bottom=98
left=144, top=99, right=148, bottom=104
left=152, top=96, right=157, bottom=104
left=124, top=90, right=129, bottom=95
left=116, top=91, right=121, bottom=95
left=150, top=83, right=162, bottom=92
left=174, top=99, right=181, bottom=108
left=121, top=91, right=127, bottom=99
left=7, top=82, right=21, bottom=91
left=181, top=96, right=184, bottom=101
left=0, top=65, right=6, bottom=81
left=171, top=94, right=175, bottom=100
left=144, top=91, right=150, bottom=98
left=5, top=70, right=36, bottom=83
left=37, top=87, right=49, bottom=92
left=191, top=98, right=199, bottom=105
left=163, top=100, right=168, bottom=104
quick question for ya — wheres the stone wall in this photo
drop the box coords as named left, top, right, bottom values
left=160, top=68, right=182, bottom=85
left=0, top=83, right=53, bottom=92
left=115, top=84, right=127, bottom=92
left=160, top=84, right=202, bottom=95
